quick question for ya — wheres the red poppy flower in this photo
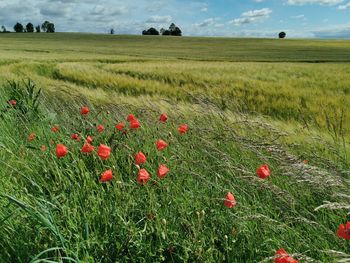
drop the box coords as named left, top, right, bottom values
left=224, top=192, right=237, bottom=208
left=97, top=125, right=104, bottom=133
left=337, top=222, right=350, bottom=240
left=130, top=119, right=141, bottom=129
left=52, top=125, right=59, bottom=133
left=9, top=100, right=17, bottom=105
left=135, top=152, right=146, bottom=165
left=86, top=136, right=93, bottom=144
left=137, top=168, right=150, bottom=185
left=127, top=114, right=136, bottom=122
left=28, top=133, right=36, bottom=141
left=158, top=164, right=169, bottom=179
left=256, top=164, right=270, bottom=179
left=41, top=145, right=47, bottom=151
left=116, top=122, right=125, bottom=131
left=98, top=144, right=111, bottom=160
left=156, top=139, right=168, bottom=151
left=80, top=106, right=89, bottom=115
left=178, top=124, right=189, bottom=134
left=274, top=248, right=298, bottom=263
left=81, top=143, right=95, bottom=153
left=303, top=160, right=308, bottom=165
left=56, top=144, right=68, bottom=158
left=159, top=113, right=168, bottom=122
left=100, top=169, right=113, bottom=182
left=71, top=133, right=80, bottom=141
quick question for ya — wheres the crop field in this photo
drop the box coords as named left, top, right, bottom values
left=0, top=33, right=350, bottom=262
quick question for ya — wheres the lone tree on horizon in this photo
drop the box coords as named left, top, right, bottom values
left=14, top=22, right=24, bottom=33
left=279, top=32, right=286, bottom=39
left=35, top=25, right=41, bottom=33
left=26, top=23, right=34, bottom=33
left=41, top=21, right=55, bottom=33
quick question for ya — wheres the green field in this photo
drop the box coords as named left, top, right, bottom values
left=0, top=33, right=350, bottom=262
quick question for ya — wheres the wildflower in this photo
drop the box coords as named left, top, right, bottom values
left=8, top=100, right=17, bottom=105
left=98, top=144, right=111, bottom=160
left=337, top=222, right=350, bottom=240
left=137, top=168, right=150, bottom=185
left=56, top=144, right=68, bottom=158
left=100, top=169, right=113, bottom=182
left=159, top=113, right=168, bottom=122
left=303, top=159, right=308, bottom=165
left=178, top=124, right=188, bottom=134
left=135, top=152, right=146, bottom=165
left=71, top=133, right=79, bottom=141
left=224, top=192, right=236, bottom=208
left=81, top=143, right=95, bottom=153
left=86, top=136, right=93, bottom=144
left=130, top=119, right=141, bottom=129
left=52, top=125, right=59, bottom=133
left=274, top=248, right=298, bottom=263
left=28, top=133, right=36, bottom=141
left=158, top=164, right=169, bottom=179
left=41, top=145, right=47, bottom=151
left=80, top=106, right=89, bottom=115
left=97, top=125, right=104, bottom=133
left=116, top=122, right=125, bottom=131
left=257, top=164, right=270, bottom=179
left=156, top=139, right=168, bottom=151
left=127, top=114, right=136, bottom=122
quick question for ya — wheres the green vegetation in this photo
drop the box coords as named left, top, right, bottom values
left=0, top=34, right=349, bottom=262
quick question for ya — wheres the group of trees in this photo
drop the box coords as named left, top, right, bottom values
left=142, top=23, right=182, bottom=36
left=3, top=21, right=55, bottom=33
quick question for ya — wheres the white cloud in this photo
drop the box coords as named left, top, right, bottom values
left=229, top=8, right=272, bottom=26
left=338, top=2, right=350, bottom=9
left=287, top=0, right=343, bottom=5
left=146, top=15, right=172, bottom=23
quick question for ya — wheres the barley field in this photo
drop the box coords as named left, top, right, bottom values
left=0, top=33, right=350, bottom=262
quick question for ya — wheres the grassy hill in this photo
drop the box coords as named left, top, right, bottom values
left=0, top=33, right=349, bottom=262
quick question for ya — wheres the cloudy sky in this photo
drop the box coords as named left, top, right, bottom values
left=0, top=0, right=349, bottom=38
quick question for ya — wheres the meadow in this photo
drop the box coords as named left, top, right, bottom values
left=0, top=33, right=350, bottom=262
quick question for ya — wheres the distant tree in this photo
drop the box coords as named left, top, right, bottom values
left=279, top=32, right=286, bottom=39
left=46, top=22, right=55, bottom=33
left=41, top=21, right=50, bottom=32
left=142, top=27, right=159, bottom=35
left=169, top=23, right=176, bottom=32
left=160, top=28, right=166, bottom=35
left=26, top=23, right=34, bottom=33
left=1, top=25, right=6, bottom=33
left=171, top=26, right=182, bottom=36
left=110, top=28, right=115, bottom=34
left=14, top=22, right=24, bottom=33
left=35, top=25, right=41, bottom=33
left=162, top=30, right=171, bottom=36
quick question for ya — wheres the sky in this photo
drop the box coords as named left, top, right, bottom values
left=0, top=0, right=349, bottom=38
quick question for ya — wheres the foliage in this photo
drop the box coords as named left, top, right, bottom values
left=142, top=27, right=160, bottom=35
left=26, top=23, right=34, bottom=33
left=14, top=22, right=24, bottom=33
left=279, top=32, right=286, bottom=39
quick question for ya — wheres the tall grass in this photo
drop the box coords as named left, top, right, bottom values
left=0, top=81, right=349, bottom=262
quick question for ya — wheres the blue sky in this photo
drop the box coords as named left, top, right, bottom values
left=0, top=0, right=349, bottom=38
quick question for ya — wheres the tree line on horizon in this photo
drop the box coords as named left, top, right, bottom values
left=0, top=21, right=55, bottom=33
left=142, top=23, right=182, bottom=36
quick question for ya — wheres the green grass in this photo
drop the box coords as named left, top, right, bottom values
left=0, top=34, right=350, bottom=262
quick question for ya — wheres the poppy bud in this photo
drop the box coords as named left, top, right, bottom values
left=159, top=113, right=168, bottom=122
left=52, top=125, right=59, bottom=133
left=97, top=125, right=104, bottom=133
left=115, top=122, right=125, bottom=131
left=71, top=133, right=79, bottom=141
